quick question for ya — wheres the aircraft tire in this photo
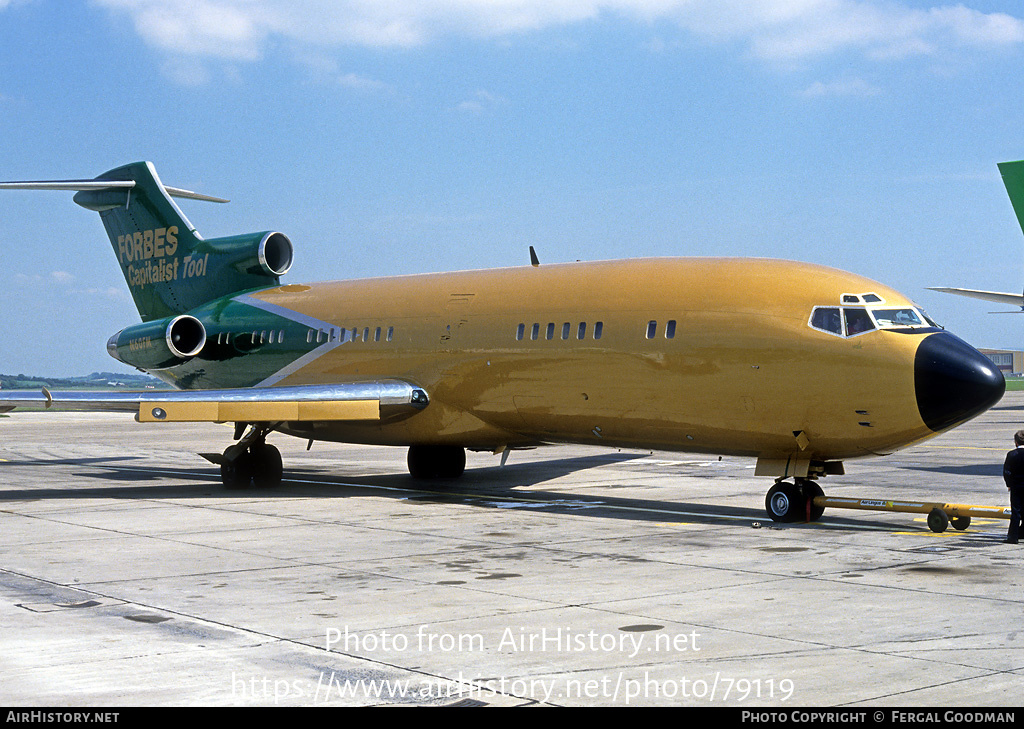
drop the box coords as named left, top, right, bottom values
left=221, top=452, right=254, bottom=490
left=251, top=444, right=283, bottom=488
left=765, top=481, right=805, bottom=523
left=407, top=445, right=435, bottom=479
left=436, top=446, right=466, bottom=479
left=408, top=445, right=466, bottom=479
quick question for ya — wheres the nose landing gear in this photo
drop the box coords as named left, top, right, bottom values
left=764, top=481, right=1007, bottom=532
left=765, top=478, right=824, bottom=523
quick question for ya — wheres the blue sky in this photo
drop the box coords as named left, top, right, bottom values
left=2, top=0, right=1024, bottom=376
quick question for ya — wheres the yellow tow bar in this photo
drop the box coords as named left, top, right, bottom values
left=812, top=496, right=1010, bottom=533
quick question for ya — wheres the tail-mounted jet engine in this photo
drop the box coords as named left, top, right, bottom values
left=107, top=314, right=207, bottom=370
left=204, top=231, right=293, bottom=278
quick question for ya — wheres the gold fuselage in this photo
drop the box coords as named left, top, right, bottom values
left=245, top=257, right=943, bottom=463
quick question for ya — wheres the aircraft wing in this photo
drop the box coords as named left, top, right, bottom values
left=0, top=381, right=428, bottom=422
left=927, top=287, right=1024, bottom=308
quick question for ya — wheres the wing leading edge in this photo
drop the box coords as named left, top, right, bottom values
left=927, top=287, right=1024, bottom=309
left=0, top=381, right=429, bottom=423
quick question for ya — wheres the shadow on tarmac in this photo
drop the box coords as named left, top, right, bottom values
left=0, top=450, right=914, bottom=533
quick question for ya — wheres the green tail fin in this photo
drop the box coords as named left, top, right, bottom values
left=998, top=160, right=1024, bottom=238
left=72, top=162, right=292, bottom=321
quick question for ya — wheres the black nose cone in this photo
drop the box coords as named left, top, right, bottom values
left=915, top=332, right=1005, bottom=432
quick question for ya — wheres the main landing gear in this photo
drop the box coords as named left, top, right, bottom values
left=765, top=478, right=825, bottom=523
left=407, top=445, right=466, bottom=480
left=214, top=424, right=283, bottom=490
left=211, top=436, right=468, bottom=489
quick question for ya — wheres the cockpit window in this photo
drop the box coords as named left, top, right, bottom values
left=844, top=308, right=875, bottom=336
left=919, top=309, right=942, bottom=329
left=872, top=308, right=924, bottom=328
left=810, top=307, right=842, bottom=335
left=809, top=301, right=940, bottom=338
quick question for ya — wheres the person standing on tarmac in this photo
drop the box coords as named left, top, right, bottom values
left=1001, top=429, right=1024, bottom=544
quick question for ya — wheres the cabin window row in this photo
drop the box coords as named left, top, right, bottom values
left=306, top=326, right=395, bottom=344
left=214, top=331, right=285, bottom=345
left=516, top=321, right=604, bottom=341
left=645, top=320, right=677, bottom=339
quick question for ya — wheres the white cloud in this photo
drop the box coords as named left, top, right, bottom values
left=799, top=77, right=881, bottom=97
left=159, top=56, right=212, bottom=87
left=660, top=1, right=1024, bottom=61
left=90, top=1, right=1024, bottom=68
left=14, top=271, right=75, bottom=285
left=96, top=0, right=268, bottom=60
left=290, top=53, right=394, bottom=93
left=12, top=271, right=130, bottom=301
left=72, top=286, right=133, bottom=301
left=455, top=89, right=506, bottom=114
left=337, top=72, right=392, bottom=93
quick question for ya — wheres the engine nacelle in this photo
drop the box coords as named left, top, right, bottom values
left=107, top=314, right=207, bottom=370
left=203, top=231, right=294, bottom=278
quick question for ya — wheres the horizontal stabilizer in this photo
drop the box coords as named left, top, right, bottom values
left=927, top=287, right=1024, bottom=308
left=0, top=381, right=428, bottom=422
left=0, top=178, right=228, bottom=203
left=163, top=186, right=230, bottom=203
left=0, top=180, right=134, bottom=191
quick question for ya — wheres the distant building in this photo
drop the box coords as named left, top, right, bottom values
left=979, top=349, right=1024, bottom=376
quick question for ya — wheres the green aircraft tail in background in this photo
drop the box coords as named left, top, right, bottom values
left=928, top=159, right=1024, bottom=310
left=998, top=159, right=1024, bottom=238
left=1, top=161, right=293, bottom=323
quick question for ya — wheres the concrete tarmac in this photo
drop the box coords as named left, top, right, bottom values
left=1, top=393, right=1022, bottom=706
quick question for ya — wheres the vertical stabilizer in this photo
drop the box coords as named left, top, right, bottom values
left=3, top=161, right=293, bottom=322
left=998, top=160, right=1024, bottom=238
left=73, top=162, right=209, bottom=320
